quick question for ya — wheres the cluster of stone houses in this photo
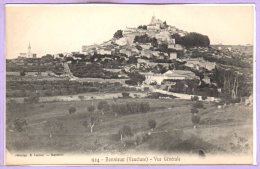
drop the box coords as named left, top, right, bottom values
left=183, top=58, right=216, bottom=71
left=140, top=70, right=198, bottom=85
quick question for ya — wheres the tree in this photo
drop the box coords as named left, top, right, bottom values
left=148, top=120, right=156, bottom=131
left=118, top=125, right=133, bottom=141
left=68, top=106, right=76, bottom=114
left=193, top=101, right=204, bottom=109
left=190, top=108, right=199, bottom=114
left=14, top=118, right=27, bottom=132
left=44, top=120, right=67, bottom=139
left=97, top=101, right=110, bottom=115
left=20, top=70, right=26, bottom=76
left=137, top=25, right=147, bottom=30
left=113, top=30, right=123, bottom=39
left=151, top=38, right=158, bottom=48
left=83, top=115, right=99, bottom=133
left=181, top=32, right=210, bottom=47
left=191, top=113, right=200, bottom=129
left=122, top=92, right=130, bottom=98
left=202, top=95, right=208, bottom=100
left=125, top=72, right=145, bottom=85
left=88, top=105, right=95, bottom=113
left=171, top=33, right=183, bottom=44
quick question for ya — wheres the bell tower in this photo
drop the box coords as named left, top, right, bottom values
left=27, top=42, right=32, bottom=58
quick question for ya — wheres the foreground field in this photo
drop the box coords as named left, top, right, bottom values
left=6, top=98, right=253, bottom=156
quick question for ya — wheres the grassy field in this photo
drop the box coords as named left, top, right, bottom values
left=6, top=98, right=253, bottom=156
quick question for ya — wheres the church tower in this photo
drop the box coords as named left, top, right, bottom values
left=27, top=43, right=32, bottom=58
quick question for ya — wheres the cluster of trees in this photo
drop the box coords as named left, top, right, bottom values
left=6, top=56, right=63, bottom=73
left=171, top=32, right=210, bottom=47
left=133, top=34, right=158, bottom=47
left=113, top=30, right=123, bottom=39
left=137, top=25, right=147, bottom=30
left=7, top=80, right=130, bottom=98
left=69, top=63, right=119, bottom=79
left=211, top=67, right=252, bottom=100
left=118, top=119, right=156, bottom=142
left=111, top=102, right=150, bottom=116
left=125, top=72, right=145, bottom=85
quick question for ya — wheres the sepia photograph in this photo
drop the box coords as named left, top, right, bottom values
left=4, top=4, right=255, bottom=165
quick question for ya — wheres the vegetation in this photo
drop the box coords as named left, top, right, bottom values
left=118, top=125, right=133, bottom=141
left=113, top=30, right=123, bottom=39
left=193, top=101, right=204, bottom=109
left=24, top=94, right=39, bottom=103
left=69, top=63, right=119, bottom=78
left=44, top=120, right=67, bottom=139
left=14, top=118, right=27, bottom=132
left=20, top=70, right=26, bottom=76
left=111, top=102, right=150, bottom=116
left=148, top=119, right=156, bottom=131
left=122, top=92, right=130, bottom=98
left=97, top=101, right=110, bottom=115
left=68, top=107, right=76, bottom=114
left=6, top=80, right=132, bottom=98
left=125, top=72, right=145, bottom=85
left=191, top=113, right=201, bottom=129
left=137, top=25, right=147, bottom=30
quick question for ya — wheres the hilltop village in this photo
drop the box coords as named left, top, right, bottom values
left=6, top=16, right=254, bottom=156
left=7, top=16, right=253, bottom=101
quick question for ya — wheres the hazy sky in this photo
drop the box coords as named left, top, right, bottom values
left=5, top=4, right=254, bottom=58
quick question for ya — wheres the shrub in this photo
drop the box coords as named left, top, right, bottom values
left=20, top=70, right=26, bottom=76
left=24, top=94, right=39, bottom=103
left=113, top=30, right=123, bottom=39
left=78, top=95, right=85, bottom=101
left=148, top=120, right=156, bottom=131
left=202, top=95, right=208, bottom=100
left=122, top=92, right=130, bottom=98
left=68, top=106, right=76, bottom=114
left=88, top=105, right=95, bottom=113
left=97, top=101, right=110, bottom=114
left=14, top=118, right=27, bottom=132
left=193, top=101, right=204, bottom=109
left=191, top=96, right=199, bottom=101
left=44, top=120, right=67, bottom=138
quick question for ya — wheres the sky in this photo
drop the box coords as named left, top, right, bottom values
left=5, top=4, right=254, bottom=58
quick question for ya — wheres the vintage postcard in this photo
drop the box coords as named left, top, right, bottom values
left=4, top=4, right=255, bottom=165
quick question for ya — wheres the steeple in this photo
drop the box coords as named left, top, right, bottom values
left=27, top=42, right=32, bottom=58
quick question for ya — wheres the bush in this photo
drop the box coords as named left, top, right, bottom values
left=20, top=70, right=26, bottom=76
left=14, top=118, right=27, bottom=132
left=68, top=107, right=76, bottom=114
left=147, top=92, right=177, bottom=99
left=113, top=30, right=123, bottom=39
left=122, top=92, right=130, bottom=98
left=191, top=96, right=199, bottom=101
left=202, top=95, right=208, bottom=100
left=193, top=101, right=204, bottom=109
left=97, top=101, right=110, bottom=114
left=78, top=95, right=85, bottom=101
left=24, top=94, right=39, bottom=103
left=88, top=105, right=95, bottom=113
left=148, top=120, right=156, bottom=131
left=111, top=102, right=150, bottom=116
